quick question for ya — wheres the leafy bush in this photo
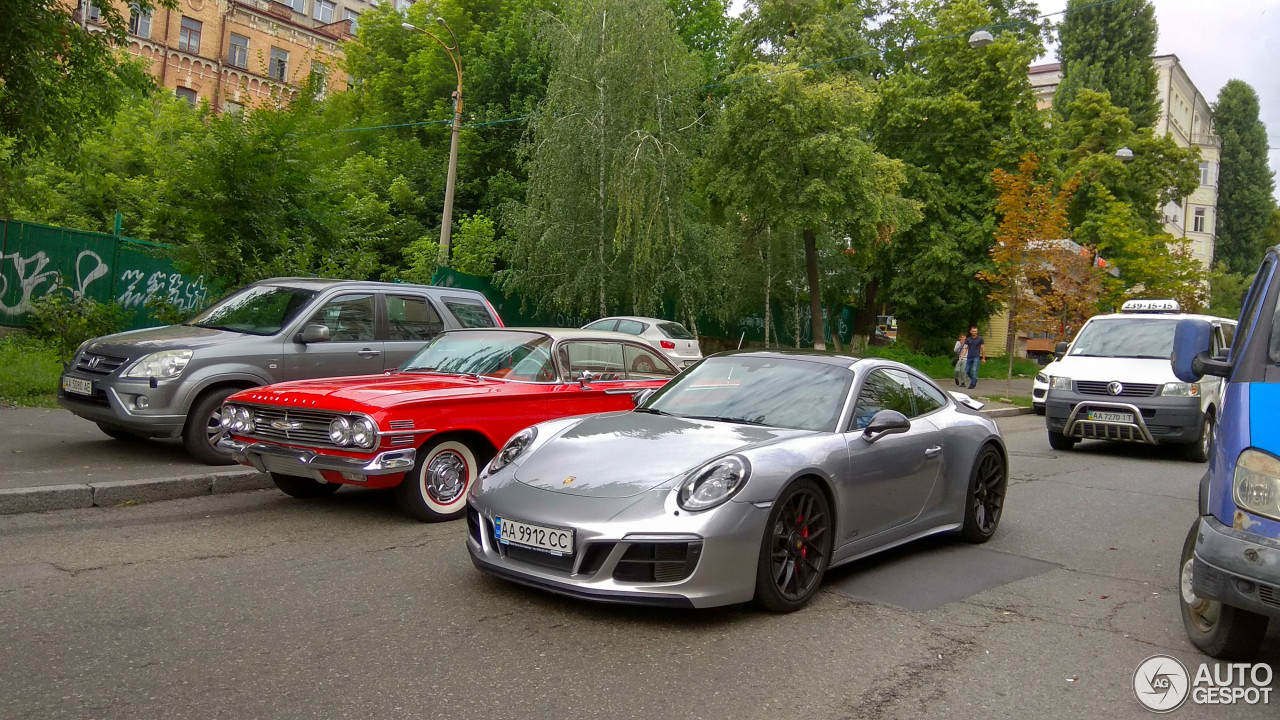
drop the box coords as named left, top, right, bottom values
left=0, top=333, right=62, bottom=407
left=144, top=294, right=202, bottom=327
left=27, top=292, right=127, bottom=361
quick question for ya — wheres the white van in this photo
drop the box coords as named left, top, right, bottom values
left=1043, top=299, right=1236, bottom=462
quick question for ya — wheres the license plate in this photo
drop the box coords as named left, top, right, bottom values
left=62, top=376, right=93, bottom=396
left=1087, top=410, right=1134, bottom=423
left=494, top=516, right=574, bottom=555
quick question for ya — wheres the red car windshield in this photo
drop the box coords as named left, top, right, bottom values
left=402, top=331, right=554, bottom=381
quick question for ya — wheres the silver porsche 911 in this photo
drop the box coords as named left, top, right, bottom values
left=466, top=351, right=1008, bottom=611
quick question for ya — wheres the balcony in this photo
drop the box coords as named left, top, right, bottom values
left=1190, top=133, right=1221, bottom=148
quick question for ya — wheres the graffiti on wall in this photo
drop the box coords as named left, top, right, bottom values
left=116, top=270, right=209, bottom=313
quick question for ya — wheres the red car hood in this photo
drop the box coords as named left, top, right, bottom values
left=234, top=373, right=508, bottom=411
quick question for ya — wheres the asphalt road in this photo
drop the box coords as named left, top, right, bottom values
left=1, top=415, right=1275, bottom=719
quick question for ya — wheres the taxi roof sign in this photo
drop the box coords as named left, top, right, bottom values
left=1120, top=299, right=1181, bottom=314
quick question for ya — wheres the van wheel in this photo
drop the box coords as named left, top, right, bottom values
left=182, top=387, right=242, bottom=465
left=1182, top=411, right=1213, bottom=463
left=1047, top=430, right=1076, bottom=451
left=1180, top=522, right=1269, bottom=658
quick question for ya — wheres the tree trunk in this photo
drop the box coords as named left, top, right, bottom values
left=763, top=242, right=772, bottom=348
left=793, top=293, right=801, bottom=349
left=854, top=278, right=880, bottom=338
left=1005, top=288, right=1017, bottom=401
left=803, top=228, right=825, bottom=350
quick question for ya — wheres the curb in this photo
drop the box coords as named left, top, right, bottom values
left=0, top=469, right=274, bottom=516
left=982, top=406, right=1034, bottom=418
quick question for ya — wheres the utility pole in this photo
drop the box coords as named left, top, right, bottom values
left=404, top=19, right=462, bottom=269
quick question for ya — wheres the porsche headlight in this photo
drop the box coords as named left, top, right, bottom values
left=485, top=427, right=537, bottom=476
left=1034, top=372, right=1048, bottom=384
left=1050, top=376, right=1073, bottom=391
left=483, top=422, right=535, bottom=474
left=1161, top=382, right=1200, bottom=397
left=678, top=455, right=750, bottom=511
left=328, top=417, right=352, bottom=446
left=1233, top=449, right=1280, bottom=522
left=350, top=417, right=377, bottom=449
left=124, top=349, right=193, bottom=379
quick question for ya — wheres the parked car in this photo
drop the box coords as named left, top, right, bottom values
left=58, top=278, right=502, bottom=465
left=1170, top=244, right=1280, bottom=657
left=581, top=316, right=702, bottom=367
left=218, top=328, right=679, bottom=521
left=1031, top=361, right=1056, bottom=415
left=1043, top=299, right=1235, bottom=461
left=468, top=351, right=1007, bottom=611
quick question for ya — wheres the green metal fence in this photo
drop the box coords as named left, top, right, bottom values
left=0, top=219, right=209, bottom=329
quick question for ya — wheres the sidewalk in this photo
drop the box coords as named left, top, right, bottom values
left=0, top=406, right=270, bottom=515
left=934, top=376, right=1034, bottom=418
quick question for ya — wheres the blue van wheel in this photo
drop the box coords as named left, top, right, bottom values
left=1179, top=522, right=1269, bottom=658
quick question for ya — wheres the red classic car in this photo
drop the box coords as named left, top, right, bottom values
left=217, top=328, right=680, bottom=521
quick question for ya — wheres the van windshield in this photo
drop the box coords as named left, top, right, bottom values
left=1069, top=318, right=1179, bottom=359
left=186, top=286, right=317, bottom=336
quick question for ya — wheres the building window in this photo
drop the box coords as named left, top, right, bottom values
left=311, top=62, right=327, bottom=98
left=128, top=4, right=151, bottom=37
left=269, top=47, right=289, bottom=82
left=224, top=100, right=244, bottom=115
left=1193, top=207, right=1206, bottom=233
left=227, top=33, right=249, bottom=68
left=291, top=0, right=305, bottom=12
left=344, top=8, right=359, bottom=33
left=1200, top=161, right=1215, bottom=186
left=175, top=87, right=198, bottom=107
left=314, top=0, right=335, bottom=22
left=178, top=17, right=202, bottom=54
left=86, top=1, right=101, bottom=21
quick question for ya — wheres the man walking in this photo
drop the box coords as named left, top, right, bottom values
left=963, top=326, right=985, bottom=389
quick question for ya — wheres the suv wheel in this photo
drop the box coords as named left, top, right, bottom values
left=1047, top=429, right=1076, bottom=451
left=182, top=387, right=242, bottom=465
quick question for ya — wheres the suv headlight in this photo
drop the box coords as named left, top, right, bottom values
left=124, top=349, right=193, bottom=379
left=678, top=455, right=750, bottom=511
left=1234, top=449, right=1280, bottom=522
left=485, top=427, right=537, bottom=476
left=1049, top=376, right=1072, bottom=390
left=1161, top=382, right=1200, bottom=397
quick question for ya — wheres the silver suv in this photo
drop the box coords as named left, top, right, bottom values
left=58, top=277, right=502, bottom=464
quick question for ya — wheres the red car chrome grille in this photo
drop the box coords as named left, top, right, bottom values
left=243, top=406, right=344, bottom=448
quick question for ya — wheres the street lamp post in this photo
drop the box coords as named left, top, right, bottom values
left=403, top=19, right=462, bottom=269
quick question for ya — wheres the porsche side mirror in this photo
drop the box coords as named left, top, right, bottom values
left=863, top=410, right=911, bottom=443
left=296, top=324, right=331, bottom=344
left=1172, top=318, right=1229, bottom=381
left=632, top=388, right=656, bottom=407
left=577, top=369, right=595, bottom=388
left=1054, top=341, right=1068, bottom=360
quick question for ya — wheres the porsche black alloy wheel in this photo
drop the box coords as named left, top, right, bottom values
left=960, top=445, right=1006, bottom=543
left=755, top=479, right=832, bottom=612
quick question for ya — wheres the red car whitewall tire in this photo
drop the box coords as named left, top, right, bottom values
left=395, top=438, right=479, bottom=522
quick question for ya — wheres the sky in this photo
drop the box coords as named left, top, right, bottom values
left=727, top=0, right=1280, bottom=202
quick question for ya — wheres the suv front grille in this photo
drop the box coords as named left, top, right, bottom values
left=76, top=352, right=129, bottom=376
left=243, top=406, right=344, bottom=447
left=1076, top=381, right=1159, bottom=397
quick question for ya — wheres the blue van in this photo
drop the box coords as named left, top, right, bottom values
left=1171, top=245, right=1280, bottom=657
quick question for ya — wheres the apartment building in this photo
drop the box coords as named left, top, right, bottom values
left=69, top=0, right=374, bottom=111
left=1028, top=54, right=1220, bottom=268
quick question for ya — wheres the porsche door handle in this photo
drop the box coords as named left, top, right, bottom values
left=356, top=348, right=382, bottom=358
left=924, top=446, right=942, bottom=458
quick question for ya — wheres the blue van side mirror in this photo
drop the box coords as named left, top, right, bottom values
left=1172, top=319, right=1230, bottom=382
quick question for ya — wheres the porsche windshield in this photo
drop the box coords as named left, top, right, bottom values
left=185, top=285, right=316, bottom=336
left=1068, top=318, right=1180, bottom=359
left=402, top=331, right=554, bottom=381
left=646, top=356, right=853, bottom=431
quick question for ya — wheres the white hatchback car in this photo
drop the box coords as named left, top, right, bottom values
left=581, top=316, right=703, bottom=367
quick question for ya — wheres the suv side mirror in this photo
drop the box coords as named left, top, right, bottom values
left=1054, top=341, right=1068, bottom=359
left=863, top=410, right=911, bottom=443
left=296, top=324, right=331, bottom=344
left=632, top=388, right=656, bottom=407
left=1172, top=319, right=1230, bottom=381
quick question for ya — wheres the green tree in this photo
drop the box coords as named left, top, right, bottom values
left=1207, top=264, right=1252, bottom=320
left=871, top=0, right=1044, bottom=352
left=1053, top=0, right=1159, bottom=128
left=503, top=0, right=705, bottom=320
left=0, top=0, right=165, bottom=158
left=703, top=63, right=917, bottom=349
left=1213, top=80, right=1277, bottom=274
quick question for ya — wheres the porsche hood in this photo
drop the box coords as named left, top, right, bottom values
left=514, top=412, right=810, bottom=499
